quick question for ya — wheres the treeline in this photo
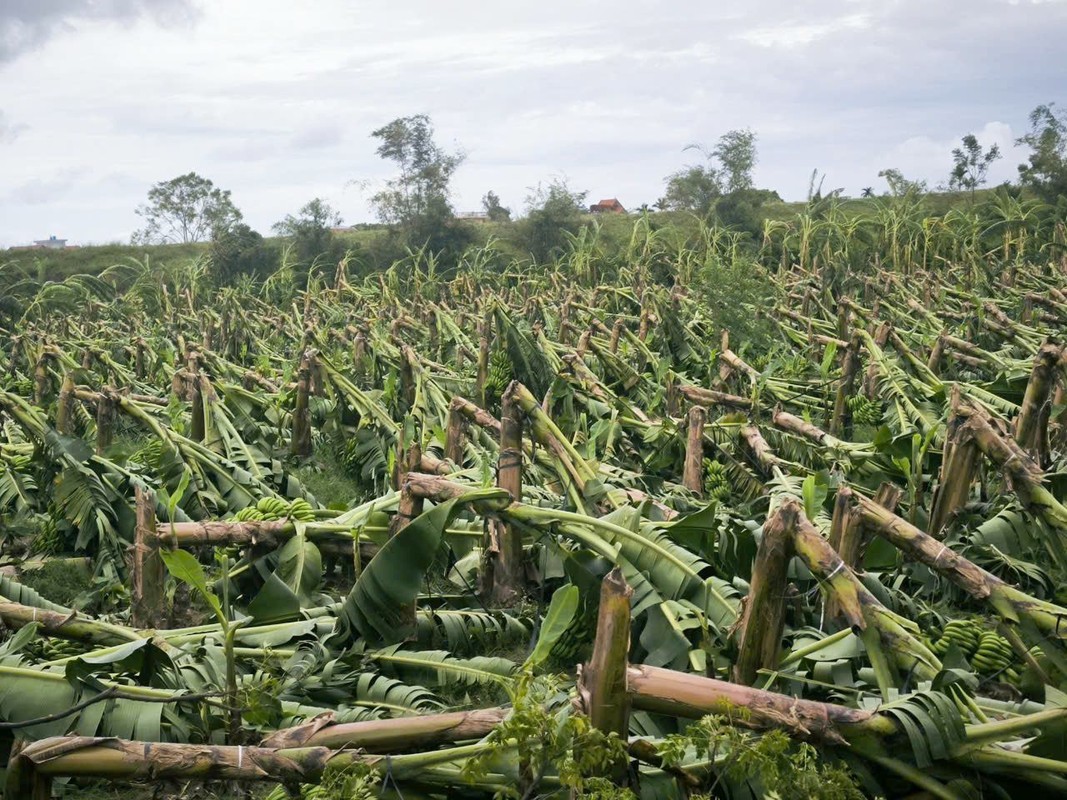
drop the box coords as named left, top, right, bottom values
left=4, top=103, right=1067, bottom=294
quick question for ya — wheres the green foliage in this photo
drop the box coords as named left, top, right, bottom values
left=878, top=167, right=927, bottom=197
left=272, top=198, right=346, bottom=274
left=657, top=164, right=721, bottom=216
left=1016, top=102, right=1067, bottom=201
left=209, top=222, right=278, bottom=285
left=524, top=584, right=580, bottom=669
left=714, top=129, right=758, bottom=194
left=658, top=130, right=759, bottom=215
left=331, top=490, right=506, bottom=646
left=133, top=172, right=243, bottom=245
left=659, top=715, right=864, bottom=799
left=14, top=560, right=91, bottom=609
left=160, top=547, right=225, bottom=623
left=462, top=672, right=634, bottom=799
left=714, top=187, right=780, bottom=237
left=262, top=762, right=381, bottom=800
left=949, top=134, right=1001, bottom=198
left=699, top=253, right=775, bottom=349
left=483, top=190, right=512, bottom=222
left=517, top=179, right=589, bottom=263
left=369, top=114, right=474, bottom=267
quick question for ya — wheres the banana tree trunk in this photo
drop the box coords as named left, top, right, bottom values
left=682, top=406, right=706, bottom=495
left=1014, top=343, right=1063, bottom=465
left=482, top=381, right=525, bottom=604
left=929, top=404, right=981, bottom=536
left=830, top=330, right=863, bottom=437
left=854, top=492, right=1067, bottom=643
left=55, top=374, right=75, bottom=435
left=95, top=389, right=115, bottom=455
left=628, top=665, right=895, bottom=746
left=732, top=502, right=795, bottom=684
left=130, top=486, right=166, bottom=629
left=290, top=350, right=312, bottom=457
left=578, top=567, right=632, bottom=784
left=959, top=400, right=1067, bottom=545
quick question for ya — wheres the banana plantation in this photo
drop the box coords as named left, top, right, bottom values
left=2, top=201, right=1067, bottom=799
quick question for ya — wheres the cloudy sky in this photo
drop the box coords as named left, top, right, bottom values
left=1, top=0, right=1065, bottom=247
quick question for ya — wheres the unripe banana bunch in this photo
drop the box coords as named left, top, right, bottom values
left=931, top=618, right=982, bottom=657
left=287, top=498, right=315, bottom=521
left=485, top=350, right=512, bottom=397
left=846, top=394, right=882, bottom=425
left=32, top=518, right=63, bottom=556
left=549, top=612, right=594, bottom=663
left=28, top=637, right=86, bottom=661
left=971, top=631, right=1017, bottom=681
left=232, top=497, right=315, bottom=522
left=255, top=497, right=291, bottom=520
left=703, top=458, right=730, bottom=502
left=339, top=439, right=362, bottom=471
left=1028, top=645, right=1062, bottom=684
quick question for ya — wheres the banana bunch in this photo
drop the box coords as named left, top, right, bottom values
left=232, top=497, right=315, bottom=522
left=703, top=459, right=731, bottom=502
left=846, top=394, right=882, bottom=425
left=287, top=498, right=315, bottom=521
left=338, top=437, right=362, bottom=473
left=931, top=620, right=1021, bottom=684
left=25, top=636, right=87, bottom=662
left=483, top=350, right=513, bottom=400
left=972, top=631, right=1017, bottom=681
left=32, top=517, right=64, bottom=556
left=256, top=497, right=292, bottom=519
left=1027, top=645, right=1063, bottom=685
left=549, top=611, right=594, bottom=664
left=931, top=618, right=982, bottom=656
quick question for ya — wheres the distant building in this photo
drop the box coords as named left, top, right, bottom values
left=589, top=198, right=626, bottom=214
left=454, top=211, right=490, bottom=222
left=33, top=235, right=68, bottom=249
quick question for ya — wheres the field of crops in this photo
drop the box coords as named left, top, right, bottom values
left=2, top=209, right=1067, bottom=799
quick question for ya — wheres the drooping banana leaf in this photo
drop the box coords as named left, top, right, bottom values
left=329, top=488, right=507, bottom=647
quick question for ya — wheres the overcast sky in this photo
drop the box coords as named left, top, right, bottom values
left=1, top=0, right=1065, bottom=247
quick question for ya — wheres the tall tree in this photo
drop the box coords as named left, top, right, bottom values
left=369, top=114, right=472, bottom=262
left=714, top=129, right=758, bottom=193
left=482, top=190, right=511, bottom=222
left=133, top=172, right=242, bottom=244
left=210, top=223, right=277, bottom=285
left=949, top=134, right=1001, bottom=199
left=878, top=168, right=927, bottom=198
left=1016, top=103, right=1067, bottom=202
left=272, top=198, right=343, bottom=266
left=519, top=179, right=588, bottom=263
left=656, top=165, right=721, bottom=215
left=657, top=129, right=758, bottom=214
left=370, top=114, right=464, bottom=227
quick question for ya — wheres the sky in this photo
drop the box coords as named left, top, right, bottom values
left=1, top=0, right=1066, bottom=247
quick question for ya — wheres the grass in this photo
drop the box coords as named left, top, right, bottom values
left=70, top=782, right=277, bottom=799
left=18, top=557, right=93, bottom=609
left=2, top=187, right=1015, bottom=295
left=1, top=241, right=208, bottom=285
left=292, top=449, right=365, bottom=509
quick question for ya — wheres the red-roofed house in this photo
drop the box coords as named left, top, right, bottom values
left=589, top=198, right=626, bottom=214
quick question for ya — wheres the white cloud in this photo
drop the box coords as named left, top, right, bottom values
left=0, top=109, right=27, bottom=143
left=876, top=122, right=1026, bottom=191
left=0, top=0, right=1065, bottom=246
left=737, top=14, right=871, bottom=48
